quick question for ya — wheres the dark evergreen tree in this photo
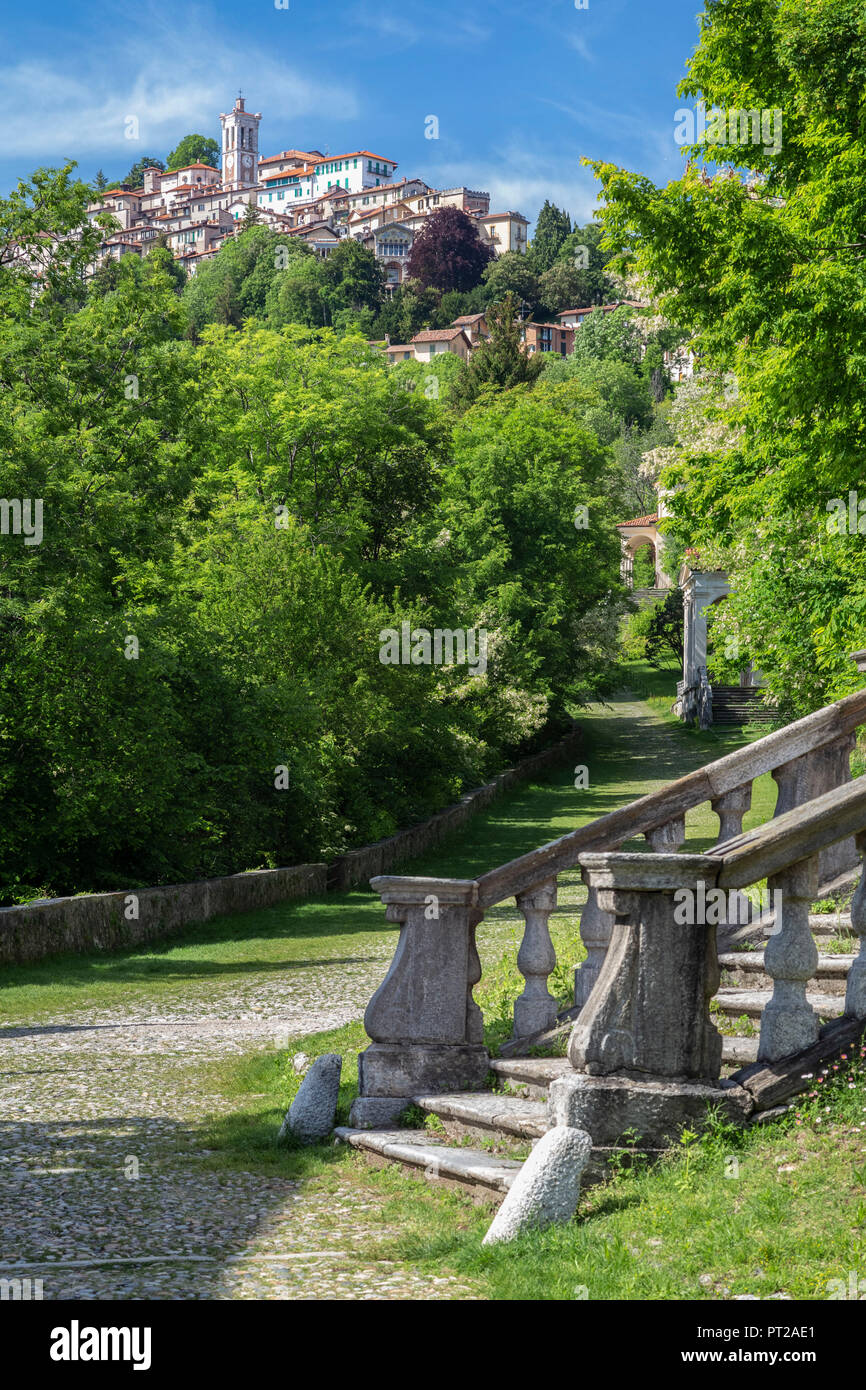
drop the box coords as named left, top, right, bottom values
left=452, top=293, right=544, bottom=408
left=529, top=201, right=572, bottom=272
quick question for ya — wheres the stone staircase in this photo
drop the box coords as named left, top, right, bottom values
left=336, top=656, right=866, bottom=1208
left=712, top=685, right=777, bottom=725
left=337, top=908, right=858, bottom=1204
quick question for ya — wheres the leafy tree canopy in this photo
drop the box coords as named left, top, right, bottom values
left=591, top=0, right=866, bottom=712
left=166, top=134, right=220, bottom=171
left=406, top=206, right=494, bottom=293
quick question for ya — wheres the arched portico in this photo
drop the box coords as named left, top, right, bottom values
left=616, top=514, right=672, bottom=590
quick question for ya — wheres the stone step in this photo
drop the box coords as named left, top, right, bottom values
left=333, top=1126, right=522, bottom=1203
left=714, top=987, right=845, bottom=1022
left=718, top=952, right=854, bottom=996
left=809, top=913, right=854, bottom=939
left=488, top=1056, right=573, bottom=1101
left=412, top=1091, right=550, bottom=1145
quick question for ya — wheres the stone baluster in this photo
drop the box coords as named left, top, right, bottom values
left=844, top=832, right=866, bottom=1019
left=574, top=885, right=611, bottom=1009
left=758, top=855, right=820, bottom=1063
left=513, top=878, right=558, bottom=1041
left=712, top=784, right=752, bottom=845
left=772, top=754, right=810, bottom=819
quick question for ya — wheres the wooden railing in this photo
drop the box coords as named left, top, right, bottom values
left=352, top=657, right=866, bottom=1121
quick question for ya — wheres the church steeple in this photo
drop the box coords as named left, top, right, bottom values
left=219, top=94, right=262, bottom=190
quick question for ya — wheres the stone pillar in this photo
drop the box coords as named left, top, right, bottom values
left=569, top=853, right=723, bottom=1081
left=554, top=852, right=752, bottom=1159
left=513, top=878, right=558, bottom=1040
left=844, top=832, right=866, bottom=1020
left=758, top=856, right=820, bottom=1062
left=350, top=876, right=489, bottom=1127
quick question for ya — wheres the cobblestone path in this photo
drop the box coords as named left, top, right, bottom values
left=0, top=947, right=476, bottom=1300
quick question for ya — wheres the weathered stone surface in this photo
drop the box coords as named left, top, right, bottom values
left=278, top=1053, right=342, bottom=1145
left=549, top=1072, right=753, bottom=1147
left=348, top=1095, right=411, bottom=1129
left=358, top=1042, right=489, bottom=1097
left=412, top=1092, right=549, bottom=1140
left=482, top=1126, right=591, bottom=1244
left=334, top=1127, right=522, bottom=1196
left=568, top=867, right=722, bottom=1081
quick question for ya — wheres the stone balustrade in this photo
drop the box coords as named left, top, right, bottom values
left=351, top=661, right=866, bottom=1122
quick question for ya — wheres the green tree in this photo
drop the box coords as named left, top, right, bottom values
left=93, top=169, right=108, bottom=192
left=623, top=590, right=684, bottom=667
left=555, top=223, right=618, bottom=305
left=480, top=250, right=540, bottom=316
left=570, top=306, right=643, bottom=368
left=452, top=293, right=544, bottom=408
left=122, top=156, right=165, bottom=188
left=319, top=238, right=385, bottom=321
left=441, top=384, right=625, bottom=710
left=590, top=0, right=866, bottom=712
left=529, top=200, right=572, bottom=272
left=166, top=135, right=220, bottom=171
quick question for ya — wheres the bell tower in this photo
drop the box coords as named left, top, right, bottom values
left=219, top=92, right=262, bottom=190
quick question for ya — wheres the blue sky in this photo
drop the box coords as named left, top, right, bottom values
left=0, top=0, right=705, bottom=226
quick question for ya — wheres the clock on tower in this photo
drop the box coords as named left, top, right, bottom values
left=219, top=93, right=262, bottom=190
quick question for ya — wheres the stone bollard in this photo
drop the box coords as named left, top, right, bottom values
left=482, top=1127, right=592, bottom=1245
left=277, top=1053, right=342, bottom=1145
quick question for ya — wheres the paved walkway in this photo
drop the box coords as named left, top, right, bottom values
left=0, top=944, right=481, bottom=1298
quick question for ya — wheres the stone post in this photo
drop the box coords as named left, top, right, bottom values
left=568, top=852, right=723, bottom=1080
left=350, top=875, right=489, bottom=1127
left=844, top=832, right=866, bottom=1020
left=513, top=878, right=558, bottom=1041
left=554, top=852, right=752, bottom=1157
left=758, top=856, right=820, bottom=1062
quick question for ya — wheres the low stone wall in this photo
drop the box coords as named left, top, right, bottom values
left=0, top=726, right=580, bottom=965
left=0, top=863, right=328, bottom=966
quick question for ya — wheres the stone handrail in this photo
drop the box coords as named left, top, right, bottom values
left=574, top=775, right=866, bottom=1076
left=350, top=662, right=866, bottom=1125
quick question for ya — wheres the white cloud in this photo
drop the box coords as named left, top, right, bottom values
left=423, top=142, right=604, bottom=229
left=0, top=31, right=359, bottom=161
